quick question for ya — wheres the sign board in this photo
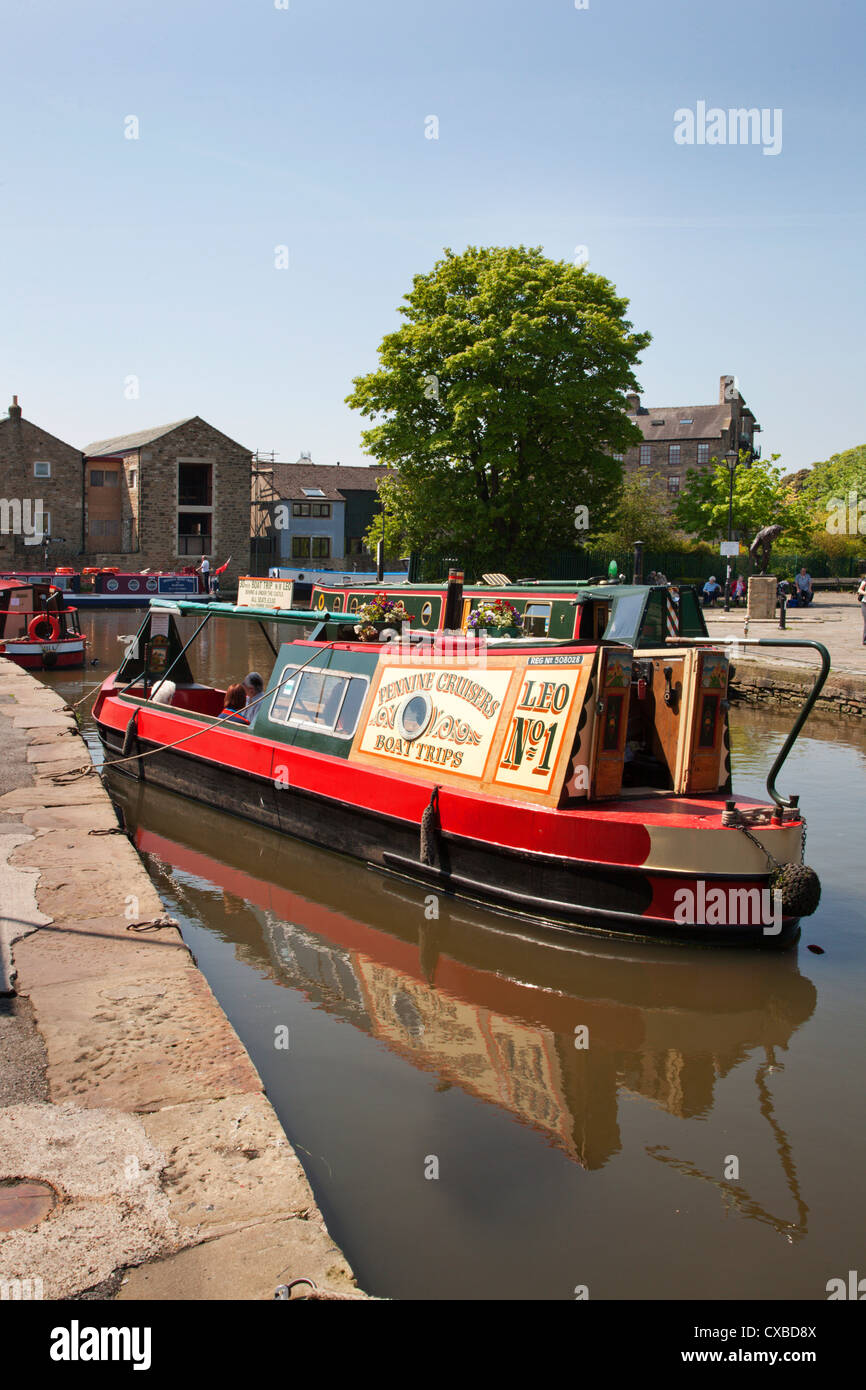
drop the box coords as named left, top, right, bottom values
left=719, top=541, right=740, bottom=557
left=157, top=575, right=198, bottom=594
left=350, top=652, right=594, bottom=805
left=236, top=576, right=295, bottom=610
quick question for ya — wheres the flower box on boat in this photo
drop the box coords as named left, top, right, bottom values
left=92, top=585, right=826, bottom=948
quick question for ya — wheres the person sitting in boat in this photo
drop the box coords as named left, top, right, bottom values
left=219, top=683, right=250, bottom=725
left=702, top=576, right=721, bottom=607
left=150, top=679, right=176, bottom=705
left=241, top=670, right=265, bottom=718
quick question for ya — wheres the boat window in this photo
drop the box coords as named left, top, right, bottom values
left=349, top=596, right=359, bottom=613
left=269, top=667, right=369, bottom=738
left=523, top=602, right=551, bottom=636
left=604, top=593, right=645, bottom=646
left=420, top=602, right=433, bottom=626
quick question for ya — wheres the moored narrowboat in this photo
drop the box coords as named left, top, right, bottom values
left=93, top=580, right=827, bottom=948
left=0, top=578, right=87, bottom=669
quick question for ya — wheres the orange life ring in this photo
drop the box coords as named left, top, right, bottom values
left=28, top=614, right=60, bottom=642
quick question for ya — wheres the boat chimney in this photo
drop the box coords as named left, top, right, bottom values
left=633, top=540, right=644, bottom=584
left=443, top=567, right=464, bottom=630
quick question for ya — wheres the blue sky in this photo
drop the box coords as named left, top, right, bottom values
left=1, top=0, right=863, bottom=472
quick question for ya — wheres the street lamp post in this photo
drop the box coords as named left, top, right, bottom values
left=723, top=448, right=748, bottom=611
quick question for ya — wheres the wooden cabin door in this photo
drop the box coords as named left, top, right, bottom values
left=589, top=648, right=633, bottom=799
left=683, top=650, right=729, bottom=793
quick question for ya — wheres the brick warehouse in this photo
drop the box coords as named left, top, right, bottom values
left=84, top=418, right=253, bottom=579
left=0, top=397, right=84, bottom=568
left=0, top=399, right=253, bottom=582
left=621, top=374, right=761, bottom=500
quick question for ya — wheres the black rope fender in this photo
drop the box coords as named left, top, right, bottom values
left=420, top=785, right=441, bottom=867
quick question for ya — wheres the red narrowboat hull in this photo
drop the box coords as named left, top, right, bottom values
left=94, top=674, right=803, bottom=948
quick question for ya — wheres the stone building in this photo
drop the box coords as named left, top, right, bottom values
left=252, top=458, right=388, bottom=569
left=0, top=397, right=84, bottom=568
left=621, top=374, right=761, bottom=500
left=83, top=417, right=253, bottom=580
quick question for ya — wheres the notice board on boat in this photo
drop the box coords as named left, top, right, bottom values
left=237, top=576, right=295, bottom=609
left=349, top=650, right=595, bottom=804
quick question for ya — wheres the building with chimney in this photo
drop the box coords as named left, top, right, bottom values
left=621, top=374, right=761, bottom=499
left=0, top=397, right=84, bottom=568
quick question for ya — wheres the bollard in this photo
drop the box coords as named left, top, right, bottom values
left=779, top=592, right=787, bottom=629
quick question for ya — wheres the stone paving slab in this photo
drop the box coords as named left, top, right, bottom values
left=29, top=966, right=265, bottom=1112
left=0, top=1101, right=189, bottom=1300
left=116, top=1217, right=360, bottom=1302
left=13, top=914, right=191, bottom=989
left=0, top=829, right=52, bottom=995
left=140, top=1094, right=319, bottom=1238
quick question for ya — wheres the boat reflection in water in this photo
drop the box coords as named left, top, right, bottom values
left=107, top=772, right=817, bottom=1241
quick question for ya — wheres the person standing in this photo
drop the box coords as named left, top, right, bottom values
left=197, top=555, right=210, bottom=594
left=858, top=577, right=866, bottom=645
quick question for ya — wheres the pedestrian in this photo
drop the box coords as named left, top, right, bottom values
left=858, top=577, right=866, bottom=645
left=197, top=555, right=211, bottom=593
left=795, top=566, right=813, bottom=606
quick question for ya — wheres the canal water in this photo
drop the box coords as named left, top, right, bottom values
left=39, top=610, right=866, bottom=1300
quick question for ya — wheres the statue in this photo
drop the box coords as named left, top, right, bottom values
left=749, top=524, right=783, bottom=574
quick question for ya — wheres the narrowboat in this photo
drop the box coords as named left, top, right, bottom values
left=0, top=578, right=87, bottom=669
left=0, top=567, right=209, bottom=608
left=307, top=574, right=711, bottom=642
left=92, top=576, right=827, bottom=948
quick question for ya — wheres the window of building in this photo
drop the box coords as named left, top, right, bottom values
left=310, top=503, right=331, bottom=517
left=293, top=503, right=311, bottom=517
left=178, top=463, right=212, bottom=507
left=292, top=536, right=311, bottom=559
left=612, top=452, right=624, bottom=462
left=667, top=475, right=681, bottom=495
left=33, top=460, right=51, bottom=479
left=129, top=470, right=137, bottom=488
left=639, top=444, right=652, bottom=467
left=177, top=512, right=211, bottom=555
left=269, top=668, right=369, bottom=738
left=301, top=487, right=326, bottom=498
left=523, top=602, right=552, bottom=636
left=347, top=537, right=364, bottom=555
left=679, top=418, right=693, bottom=425
left=697, top=443, right=710, bottom=464
left=90, top=518, right=121, bottom=539
left=311, top=537, right=331, bottom=559
left=105, top=471, right=119, bottom=486
left=669, top=444, right=681, bottom=466
left=90, top=470, right=104, bottom=487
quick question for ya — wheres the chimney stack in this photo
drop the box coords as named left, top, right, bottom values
left=720, top=374, right=738, bottom=403
left=625, top=392, right=640, bottom=413
left=8, top=395, right=22, bottom=422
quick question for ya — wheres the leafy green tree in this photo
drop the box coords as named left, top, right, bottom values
left=591, top=471, right=682, bottom=550
left=674, top=452, right=814, bottom=550
left=346, top=245, right=651, bottom=569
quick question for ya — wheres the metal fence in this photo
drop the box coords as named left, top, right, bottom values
left=410, top=548, right=865, bottom=585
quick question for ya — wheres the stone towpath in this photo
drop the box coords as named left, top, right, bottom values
left=0, top=661, right=365, bottom=1301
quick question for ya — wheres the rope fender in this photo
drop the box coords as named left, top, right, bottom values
left=420, top=785, right=441, bottom=867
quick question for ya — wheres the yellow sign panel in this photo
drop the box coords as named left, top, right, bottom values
left=493, top=664, right=588, bottom=794
left=356, top=665, right=513, bottom=779
left=236, top=576, right=295, bottom=610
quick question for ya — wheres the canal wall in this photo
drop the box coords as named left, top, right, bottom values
left=0, top=662, right=365, bottom=1300
left=729, top=659, right=866, bottom=719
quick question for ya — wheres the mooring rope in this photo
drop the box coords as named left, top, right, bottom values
left=64, top=640, right=340, bottom=778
